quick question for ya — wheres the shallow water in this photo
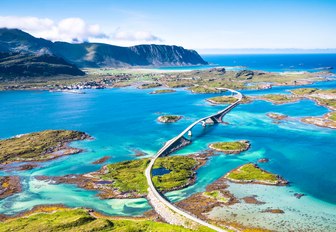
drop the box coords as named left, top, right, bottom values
left=0, top=81, right=335, bottom=230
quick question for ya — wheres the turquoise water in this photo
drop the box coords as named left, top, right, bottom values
left=0, top=81, right=335, bottom=230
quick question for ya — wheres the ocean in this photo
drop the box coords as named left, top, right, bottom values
left=158, top=53, right=336, bottom=73
left=0, top=54, right=335, bottom=231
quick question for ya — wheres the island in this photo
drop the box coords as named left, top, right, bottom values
left=224, top=163, right=288, bottom=185
left=256, top=94, right=301, bottom=104
left=0, top=130, right=91, bottom=166
left=0, top=206, right=194, bottom=232
left=189, top=86, right=224, bottom=94
left=157, top=115, right=182, bottom=123
left=266, top=112, right=288, bottom=120
left=150, top=89, right=176, bottom=94
left=301, top=111, right=336, bottom=129
left=36, top=155, right=207, bottom=199
left=209, top=140, right=250, bottom=154
left=290, top=88, right=336, bottom=110
left=138, top=83, right=162, bottom=89
left=0, top=176, right=21, bottom=199
left=206, top=96, right=237, bottom=104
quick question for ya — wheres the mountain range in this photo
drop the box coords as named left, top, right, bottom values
left=0, top=28, right=207, bottom=69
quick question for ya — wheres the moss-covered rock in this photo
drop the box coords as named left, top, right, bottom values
left=157, top=115, right=182, bottom=123
left=209, top=140, right=250, bottom=154
left=225, top=163, right=288, bottom=185
left=0, top=130, right=91, bottom=164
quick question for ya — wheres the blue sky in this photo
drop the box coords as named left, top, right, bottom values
left=0, top=0, right=335, bottom=51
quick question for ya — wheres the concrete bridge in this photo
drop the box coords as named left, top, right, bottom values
left=145, top=88, right=243, bottom=232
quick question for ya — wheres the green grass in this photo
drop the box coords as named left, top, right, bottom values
left=226, top=164, right=278, bottom=183
left=314, top=97, right=336, bottom=109
left=210, top=141, right=249, bottom=152
left=138, top=83, right=162, bottom=89
left=290, top=88, right=318, bottom=95
left=158, top=115, right=181, bottom=123
left=0, top=208, right=198, bottom=232
left=100, top=156, right=198, bottom=194
left=152, top=156, right=197, bottom=191
left=103, top=159, right=150, bottom=195
left=0, top=130, right=88, bottom=164
left=151, top=89, right=176, bottom=94
left=188, top=86, right=221, bottom=93
left=260, top=94, right=295, bottom=103
left=329, top=112, right=336, bottom=121
left=207, top=96, right=237, bottom=104
left=203, top=190, right=229, bottom=203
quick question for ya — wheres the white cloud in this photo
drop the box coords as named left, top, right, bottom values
left=112, top=28, right=162, bottom=42
left=0, top=16, right=163, bottom=45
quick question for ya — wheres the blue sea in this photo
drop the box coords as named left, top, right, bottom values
left=0, top=54, right=336, bottom=231
left=159, top=53, right=336, bottom=73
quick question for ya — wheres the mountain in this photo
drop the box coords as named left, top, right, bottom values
left=0, top=28, right=207, bottom=68
left=0, top=52, right=85, bottom=80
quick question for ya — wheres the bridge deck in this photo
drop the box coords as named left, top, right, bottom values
left=145, top=88, right=243, bottom=232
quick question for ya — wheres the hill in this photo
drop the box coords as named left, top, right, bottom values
left=0, top=52, right=85, bottom=80
left=0, top=28, right=207, bottom=68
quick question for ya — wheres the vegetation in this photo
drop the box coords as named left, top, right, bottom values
left=329, top=112, right=336, bottom=121
left=0, top=208, right=196, bottom=232
left=152, top=156, right=198, bottom=191
left=98, top=156, right=198, bottom=195
left=209, top=141, right=250, bottom=154
left=103, top=159, right=150, bottom=195
left=151, top=89, right=176, bottom=94
left=206, top=96, right=237, bottom=104
left=259, top=94, right=299, bottom=104
left=203, top=190, right=229, bottom=203
left=138, top=82, right=162, bottom=89
left=157, top=115, right=182, bottom=123
left=313, top=97, right=336, bottom=109
left=0, top=130, right=89, bottom=164
left=290, top=88, right=318, bottom=95
left=0, top=52, right=84, bottom=80
left=188, top=86, right=221, bottom=93
left=225, top=164, right=283, bottom=185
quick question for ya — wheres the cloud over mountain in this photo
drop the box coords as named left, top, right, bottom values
left=0, top=16, right=162, bottom=44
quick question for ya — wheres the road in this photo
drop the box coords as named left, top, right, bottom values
left=145, top=88, right=243, bottom=232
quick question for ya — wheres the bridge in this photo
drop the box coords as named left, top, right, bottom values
left=145, top=88, right=243, bottom=232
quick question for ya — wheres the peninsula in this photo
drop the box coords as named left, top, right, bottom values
left=0, top=130, right=91, bottom=165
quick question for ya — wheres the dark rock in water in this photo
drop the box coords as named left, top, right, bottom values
left=262, top=208, right=285, bottom=214
left=92, top=156, right=111, bottom=164
left=257, top=158, right=269, bottom=163
left=235, top=70, right=254, bottom=78
left=294, top=193, right=305, bottom=199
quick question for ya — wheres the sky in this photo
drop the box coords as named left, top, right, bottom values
left=0, top=0, right=335, bottom=53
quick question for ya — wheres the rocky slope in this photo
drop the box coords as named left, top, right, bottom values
left=0, top=52, right=85, bottom=80
left=0, top=28, right=207, bottom=68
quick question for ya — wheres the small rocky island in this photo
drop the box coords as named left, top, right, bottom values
left=224, top=163, right=288, bottom=185
left=209, top=140, right=250, bottom=154
left=157, top=115, right=182, bottom=123
left=266, top=112, right=288, bottom=120
left=0, top=130, right=91, bottom=166
left=206, top=96, right=237, bottom=104
left=150, top=89, right=176, bottom=94
left=301, top=111, right=336, bottom=129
